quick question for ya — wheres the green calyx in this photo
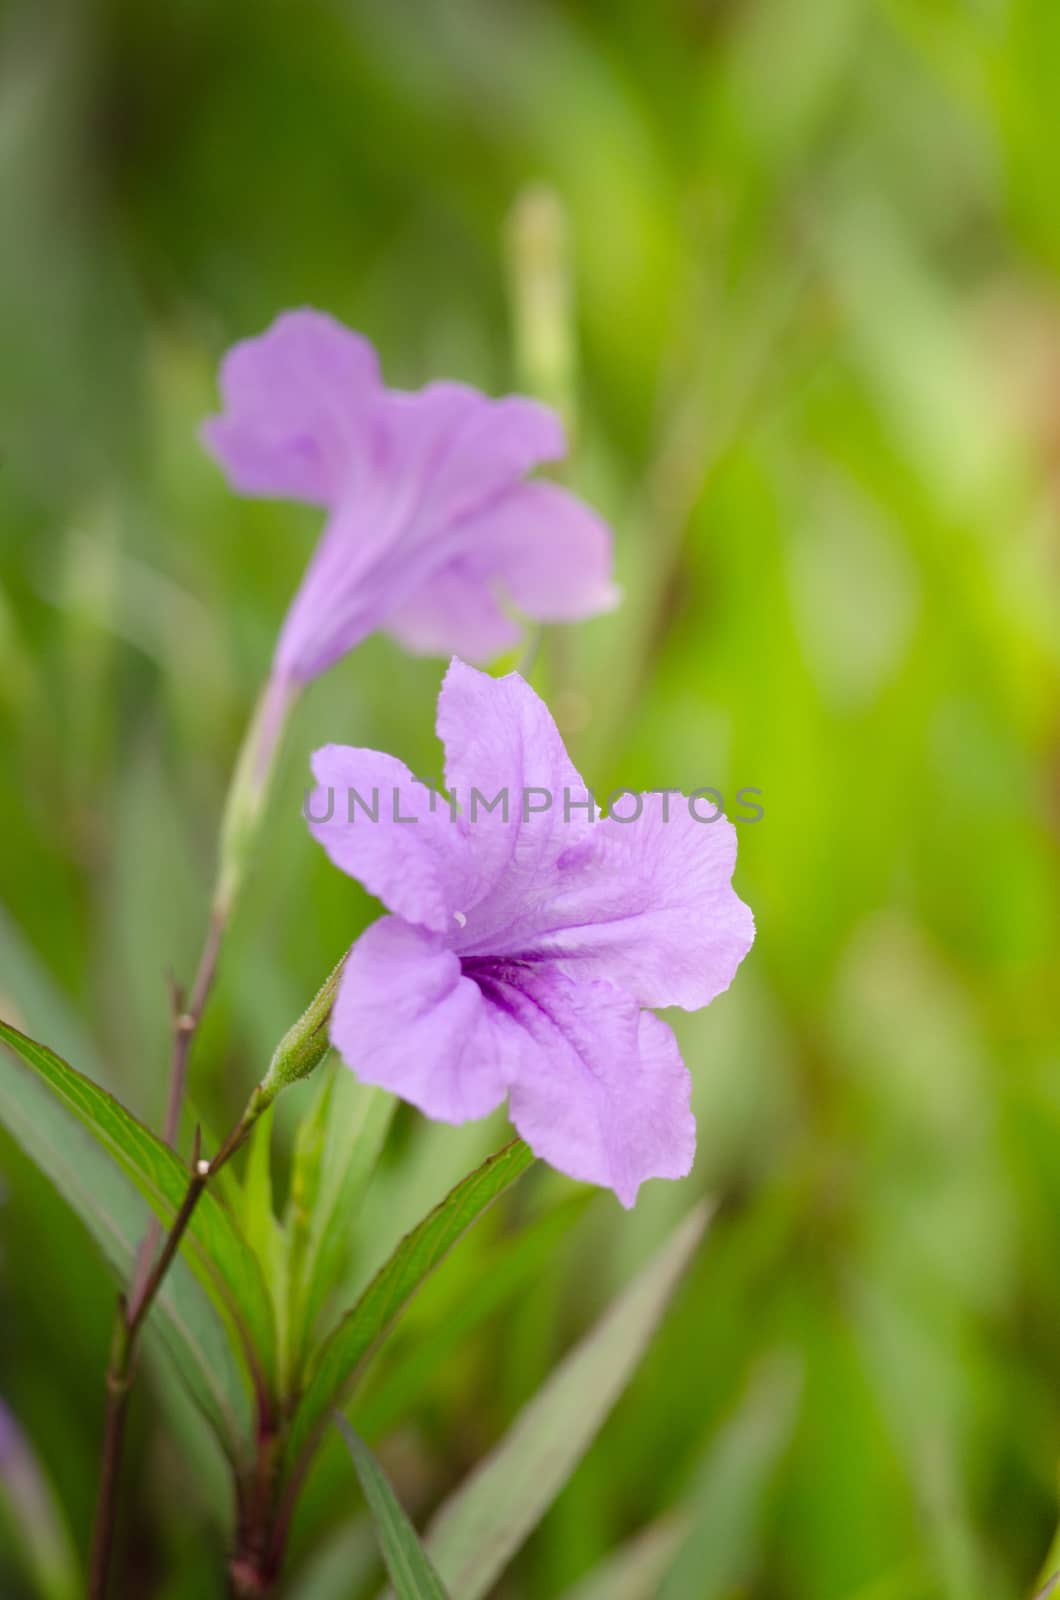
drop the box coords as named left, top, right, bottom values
left=257, top=953, right=347, bottom=1110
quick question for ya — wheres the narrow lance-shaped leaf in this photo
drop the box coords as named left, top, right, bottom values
left=283, top=1139, right=535, bottom=1476
left=356, top=1192, right=590, bottom=1443
left=659, top=1355, right=802, bottom=1600
left=0, top=908, right=107, bottom=1083
left=293, top=1070, right=395, bottom=1364
left=0, top=1020, right=276, bottom=1391
left=412, top=1203, right=710, bottom=1600
left=334, top=1417, right=450, bottom=1600
left=0, top=1035, right=252, bottom=1458
left=555, top=1516, right=691, bottom=1600
left=241, top=1105, right=286, bottom=1301
left=283, top=1518, right=379, bottom=1600
left=285, top=1065, right=340, bottom=1369
left=0, top=1400, right=81, bottom=1600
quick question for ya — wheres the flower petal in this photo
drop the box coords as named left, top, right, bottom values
left=533, top=796, right=756, bottom=1010
left=436, top=668, right=754, bottom=1007
left=473, top=480, right=620, bottom=620
left=275, top=502, right=397, bottom=680
left=201, top=309, right=379, bottom=506
left=385, top=385, right=567, bottom=535
left=436, top=661, right=597, bottom=944
left=383, top=563, right=523, bottom=662
left=306, top=745, right=474, bottom=934
left=331, top=918, right=510, bottom=1121
left=481, top=966, right=694, bottom=1208
left=379, top=480, right=618, bottom=660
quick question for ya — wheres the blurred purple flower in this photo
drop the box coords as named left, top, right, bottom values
left=307, top=660, right=754, bottom=1207
left=0, top=1399, right=16, bottom=1470
left=202, top=309, right=618, bottom=684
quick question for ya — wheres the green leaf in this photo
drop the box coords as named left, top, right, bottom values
left=556, top=1516, right=690, bottom=1600
left=0, top=1400, right=81, bottom=1600
left=0, top=1035, right=252, bottom=1458
left=356, top=1191, right=590, bottom=1442
left=241, top=1105, right=286, bottom=1294
left=285, top=1065, right=341, bottom=1368
left=417, top=1203, right=710, bottom=1600
left=283, top=1518, right=378, bottom=1600
left=0, top=907, right=107, bottom=1084
left=293, top=1071, right=395, bottom=1363
left=659, top=1355, right=802, bottom=1600
left=0, top=1019, right=276, bottom=1390
left=284, top=1139, right=535, bottom=1475
left=334, top=1417, right=450, bottom=1600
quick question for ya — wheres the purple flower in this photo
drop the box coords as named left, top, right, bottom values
left=202, top=309, right=618, bottom=683
left=307, top=661, right=754, bottom=1207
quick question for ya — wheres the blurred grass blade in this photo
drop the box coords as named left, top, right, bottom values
left=506, top=183, right=576, bottom=430
left=0, top=908, right=107, bottom=1083
left=283, top=1517, right=378, bottom=1600
left=0, top=1399, right=80, bottom=1600
left=556, top=1515, right=690, bottom=1600
left=0, top=1037, right=252, bottom=1458
left=285, top=1140, right=535, bottom=1474
left=334, top=1417, right=450, bottom=1600
left=0, top=1019, right=276, bottom=1386
left=659, top=1355, right=802, bottom=1600
left=417, top=1203, right=710, bottom=1600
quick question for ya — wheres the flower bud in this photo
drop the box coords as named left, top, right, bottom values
left=257, top=953, right=347, bottom=1109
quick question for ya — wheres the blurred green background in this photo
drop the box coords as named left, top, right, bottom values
left=2, top=0, right=1060, bottom=1596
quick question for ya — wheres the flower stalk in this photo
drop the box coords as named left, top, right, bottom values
left=216, top=672, right=299, bottom=919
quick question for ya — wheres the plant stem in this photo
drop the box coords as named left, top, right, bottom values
left=88, top=907, right=227, bottom=1595
left=88, top=1105, right=262, bottom=1600
left=163, top=908, right=227, bottom=1147
left=229, top=1417, right=285, bottom=1599
left=87, top=945, right=342, bottom=1597
left=85, top=1308, right=132, bottom=1600
left=128, top=907, right=227, bottom=1310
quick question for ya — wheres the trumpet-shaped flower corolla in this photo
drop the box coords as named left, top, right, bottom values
left=306, top=660, right=754, bottom=1207
left=202, top=309, right=618, bottom=685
